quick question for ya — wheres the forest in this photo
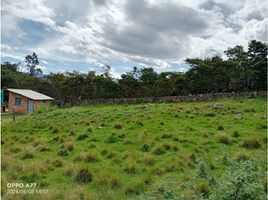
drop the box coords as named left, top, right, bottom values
left=1, top=40, right=267, bottom=105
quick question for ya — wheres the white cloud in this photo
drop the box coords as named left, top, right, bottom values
left=2, top=0, right=55, bottom=27
left=1, top=0, right=267, bottom=73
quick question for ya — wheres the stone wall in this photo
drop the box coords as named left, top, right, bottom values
left=78, top=91, right=267, bottom=106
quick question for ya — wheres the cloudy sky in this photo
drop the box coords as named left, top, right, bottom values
left=1, top=0, right=267, bottom=78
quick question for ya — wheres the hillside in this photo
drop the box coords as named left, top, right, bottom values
left=1, top=97, right=267, bottom=199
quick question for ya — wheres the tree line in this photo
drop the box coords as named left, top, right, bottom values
left=1, top=40, right=267, bottom=105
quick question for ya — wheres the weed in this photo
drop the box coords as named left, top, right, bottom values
left=58, top=149, right=68, bottom=156
left=21, top=152, right=34, bottom=159
left=53, top=159, right=64, bottom=167
left=141, top=144, right=151, bottom=152
left=218, top=133, right=231, bottom=144
left=75, top=168, right=93, bottom=184
left=76, top=134, right=88, bottom=141
left=143, top=155, right=155, bottom=166
left=152, top=145, right=165, bottom=155
left=161, top=133, right=172, bottom=139
left=204, top=113, right=215, bottom=117
left=74, top=151, right=99, bottom=162
left=124, top=160, right=137, bottom=174
left=96, top=172, right=120, bottom=189
left=232, top=131, right=240, bottom=138
left=114, top=124, right=123, bottom=129
left=242, top=139, right=261, bottom=149
left=106, top=135, right=118, bottom=143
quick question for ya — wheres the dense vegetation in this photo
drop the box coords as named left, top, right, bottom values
left=1, top=40, right=267, bottom=105
left=1, top=97, right=267, bottom=199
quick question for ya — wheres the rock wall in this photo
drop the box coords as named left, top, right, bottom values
left=79, top=91, right=267, bottom=105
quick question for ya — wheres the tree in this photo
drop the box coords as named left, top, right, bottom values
left=247, top=40, right=267, bottom=90
left=25, top=52, right=41, bottom=76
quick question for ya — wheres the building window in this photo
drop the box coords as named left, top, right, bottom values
left=15, top=98, right=21, bottom=106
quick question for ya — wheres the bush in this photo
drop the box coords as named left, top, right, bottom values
left=21, top=152, right=34, bottom=159
left=53, top=159, right=64, bottom=167
left=195, top=180, right=210, bottom=198
left=114, top=124, right=123, bottom=129
left=106, top=135, right=118, bottom=143
left=144, top=155, right=155, bottom=166
left=61, top=142, right=74, bottom=151
left=74, top=152, right=99, bottom=163
left=235, top=152, right=250, bottom=161
left=218, top=133, right=231, bottom=145
left=75, top=168, right=93, bottom=184
left=96, top=172, right=120, bottom=189
left=232, top=131, right=240, bottom=138
left=161, top=133, right=172, bottom=139
left=141, top=143, right=151, bottom=152
left=125, top=181, right=145, bottom=195
left=152, top=145, right=165, bottom=155
left=58, top=149, right=68, bottom=156
left=209, top=160, right=266, bottom=200
left=77, top=134, right=88, bottom=141
left=242, top=139, right=261, bottom=149
left=124, top=160, right=137, bottom=174
left=52, top=127, right=60, bottom=134
left=86, top=127, right=92, bottom=133
left=204, top=113, right=216, bottom=117
left=136, top=121, right=144, bottom=126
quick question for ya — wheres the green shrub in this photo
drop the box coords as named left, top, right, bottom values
left=96, top=172, right=120, bottom=189
left=218, top=133, right=231, bottom=144
left=136, top=121, right=144, bottom=126
left=106, top=135, right=118, bottom=143
left=76, top=134, right=88, bottom=141
left=204, top=113, right=216, bottom=117
left=232, top=131, right=240, bottom=138
left=52, top=127, right=60, bottom=134
left=124, top=160, right=137, bottom=174
left=217, top=125, right=224, bottom=131
left=143, top=155, right=155, bottom=166
left=114, top=124, right=123, bottom=129
left=75, top=168, right=93, bottom=184
left=161, top=133, right=172, bottom=139
left=21, top=152, right=34, bottom=159
left=152, top=145, right=165, bottom=155
left=242, top=139, right=261, bottom=149
left=209, top=160, right=266, bottom=200
left=125, top=181, right=145, bottom=195
left=61, top=142, right=74, bottom=151
left=141, top=143, right=151, bottom=152
left=195, top=180, right=210, bottom=198
left=235, top=152, right=250, bottom=161
left=58, top=149, right=68, bottom=156
left=74, top=152, right=99, bottom=163
left=53, top=159, right=64, bottom=167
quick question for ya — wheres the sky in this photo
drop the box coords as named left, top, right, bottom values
left=1, top=0, right=267, bottom=78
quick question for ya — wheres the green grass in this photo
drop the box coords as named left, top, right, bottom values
left=1, top=97, right=267, bottom=199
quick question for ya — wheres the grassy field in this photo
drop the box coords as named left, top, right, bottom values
left=1, top=97, right=267, bottom=199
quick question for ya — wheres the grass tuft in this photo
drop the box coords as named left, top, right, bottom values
left=75, top=168, right=93, bottom=184
left=242, top=139, right=261, bottom=149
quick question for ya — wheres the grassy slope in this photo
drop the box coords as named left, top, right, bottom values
left=1, top=97, right=267, bottom=199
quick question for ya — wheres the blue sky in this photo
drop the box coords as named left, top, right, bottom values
left=1, top=0, right=267, bottom=78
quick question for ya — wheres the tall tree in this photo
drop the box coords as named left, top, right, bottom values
left=25, top=52, right=41, bottom=76
left=247, top=40, right=267, bottom=90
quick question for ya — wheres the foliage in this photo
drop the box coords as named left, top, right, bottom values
left=1, top=40, right=267, bottom=106
left=209, top=160, right=266, bottom=200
